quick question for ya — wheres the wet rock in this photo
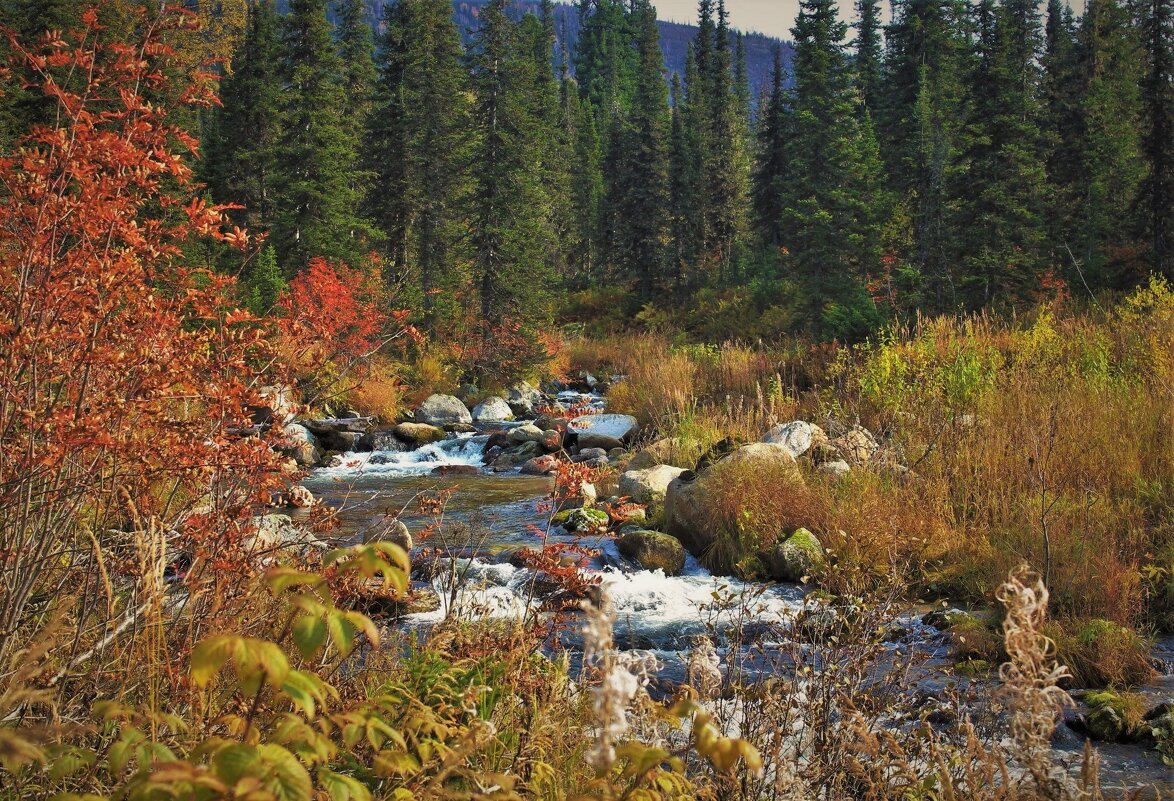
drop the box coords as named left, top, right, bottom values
left=551, top=506, right=609, bottom=532
left=618, top=465, right=687, bottom=521
left=279, top=423, right=320, bottom=466
left=1075, top=691, right=1140, bottom=742
left=471, top=396, right=514, bottom=423
left=414, top=393, right=473, bottom=427
left=761, top=421, right=827, bottom=459
left=617, top=529, right=686, bottom=575
left=431, top=465, right=479, bottom=477
left=534, top=414, right=570, bottom=432
left=506, top=381, right=544, bottom=416
left=284, top=484, right=315, bottom=509
left=243, top=514, right=326, bottom=555
left=445, top=422, right=476, bottom=434
left=491, top=440, right=544, bottom=470
left=664, top=472, right=711, bottom=555
left=521, top=454, right=559, bottom=475
left=482, top=445, right=503, bottom=464
left=364, top=517, right=413, bottom=552
left=368, top=453, right=395, bottom=465
left=765, top=528, right=824, bottom=582
left=393, top=422, right=447, bottom=445
left=568, top=414, right=639, bottom=450
left=540, top=429, right=563, bottom=451
left=573, top=447, right=609, bottom=463
left=509, top=423, right=546, bottom=444
left=358, top=429, right=408, bottom=452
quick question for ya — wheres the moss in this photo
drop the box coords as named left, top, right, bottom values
left=552, top=506, right=609, bottom=532
left=953, top=659, right=992, bottom=678
left=1079, top=689, right=1148, bottom=742
left=786, top=528, right=824, bottom=563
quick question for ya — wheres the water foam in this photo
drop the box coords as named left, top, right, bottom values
left=316, top=434, right=487, bottom=478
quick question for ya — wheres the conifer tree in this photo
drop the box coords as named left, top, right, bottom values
left=274, top=0, right=372, bottom=272
left=1070, top=0, right=1145, bottom=287
left=853, top=0, right=882, bottom=111
left=336, top=0, right=376, bottom=151
left=782, top=0, right=885, bottom=335
left=204, top=0, right=283, bottom=233
left=469, top=0, right=554, bottom=325
left=752, top=46, right=788, bottom=249
left=1041, top=0, right=1082, bottom=266
left=367, top=0, right=474, bottom=328
left=1137, top=0, right=1174, bottom=277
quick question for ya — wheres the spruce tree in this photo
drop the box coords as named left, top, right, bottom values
left=335, top=0, right=376, bottom=152
left=1041, top=0, right=1082, bottom=268
left=274, top=0, right=372, bottom=272
left=1137, top=0, right=1174, bottom=278
left=959, top=0, right=1050, bottom=307
left=469, top=0, right=554, bottom=325
left=1071, top=0, right=1145, bottom=288
left=853, top=0, right=883, bottom=112
left=366, top=0, right=474, bottom=328
left=207, top=0, right=283, bottom=233
left=782, top=0, right=885, bottom=336
left=752, top=46, right=788, bottom=249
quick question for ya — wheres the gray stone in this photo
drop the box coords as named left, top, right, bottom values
left=618, top=465, right=687, bottom=521
left=393, top=422, right=447, bottom=445
left=762, top=421, right=827, bottom=459
left=471, top=396, right=514, bottom=423
left=414, top=394, right=473, bottom=426
left=509, top=423, right=546, bottom=444
left=617, top=529, right=686, bottom=575
left=279, top=423, right=319, bottom=466
left=243, top=514, right=326, bottom=555
left=819, top=460, right=851, bottom=479
left=568, top=414, right=639, bottom=450
left=505, top=381, right=544, bottom=416
left=364, top=516, right=413, bottom=552
left=765, top=528, right=824, bottom=582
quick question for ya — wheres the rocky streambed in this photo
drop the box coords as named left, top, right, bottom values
left=272, top=379, right=1172, bottom=795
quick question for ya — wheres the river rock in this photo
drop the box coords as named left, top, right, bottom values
left=358, top=429, right=408, bottom=452
left=393, top=422, right=447, bottom=445
left=506, top=381, right=544, bottom=416
left=573, top=447, right=609, bottom=464
left=618, top=465, right=686, bottom=521
left=617, top=529, right=686, bottom=575
left=766, top=528, right=824, bottom=582
left=762, top=421, right=827, bottom=459
left=521, top=454, right=559, bottom=475
left=243, top=514, right=326, bottom=555
left=252, top=385, right=297, bottom=426
left=279, top=423, right=320, bottom=466
left=284, top=485, right=315, bottom=509
left=414, top=394, right=473, bottom=426
left=432, top=465, right=479, bottom=477
left=664, top=472, right=711, bottom=555
left=364, top=516, right=413, bottom=552
left=491, top=440, right=544, bottom=470
left=509, top=423, right=546, bottom=444
left=551, top=506, right=609, bottom=532
left=819, top=460, right=851, bottom=479
left=471, top=396, right=514, bottom=423
left=568, top=414, right=638, bottom=450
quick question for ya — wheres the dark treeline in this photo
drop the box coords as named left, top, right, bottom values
left=6, top=0, right=1169, bottom=341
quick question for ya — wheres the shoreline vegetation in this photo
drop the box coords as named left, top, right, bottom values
left=0, top=1, right=1171, bottom=799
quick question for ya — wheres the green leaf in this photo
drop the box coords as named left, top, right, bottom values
left=326, top=610, right=356, bottom=657
left=318, top=768, right=372, bottom=801
left=266, top=567, right=325, bottom=594
left=190, top=634, right=239, bottom=687
left=292, top=615, right=327, bottom=660
left=256, top=744, right=313, bottom=801
left=212, top=743, right=258, bottom=784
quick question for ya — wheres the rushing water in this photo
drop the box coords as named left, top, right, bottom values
left=299, top=424, right=1173, bottom=795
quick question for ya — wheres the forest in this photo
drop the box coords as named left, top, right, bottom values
left=0, top=0, right=1171, bottom=799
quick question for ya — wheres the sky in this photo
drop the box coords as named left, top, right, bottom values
left=651, top=0, right=864, bottom=40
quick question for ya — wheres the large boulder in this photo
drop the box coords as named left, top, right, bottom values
left=471, top=396, right=514, bottom=423
left=414, top=394, right=473, bottom=427
left=618, top=465, right=687, bottom=521
left=491, top=440, right=544, bottom=470
left=279, top=423, right=320, bottom=466
left=505, top=381, right=544, bottom=416
left=721, top=443, right=803, bottom=483
left=617, top=529, right=686, bottom=575
left=358, top=429, right=409, bottom=452
left=243, top=514, right=326, bottom=556
left=509, top=423, right=546, bottom=444
left=765, top=528, right=824, bottom=582
left=626, top=437, right=701, bottom=470
left=551, top=506, right=609, bottom=532
left=393, top=422, right=447, bottom=445
left=252, top=385, right=297, bottom=426
left=762, top=421, right=827, bottom=459
left=363, top=516, right=413, bottom=552
left=664, top=472, right=712, bottom=556
left=568, top=413, right=639, bottom=450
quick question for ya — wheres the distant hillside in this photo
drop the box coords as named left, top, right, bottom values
left=278, top=0, right=792, bottom=101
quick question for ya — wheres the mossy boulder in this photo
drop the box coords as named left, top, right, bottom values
left=393, top=422, right=447, bottom=445
left=616, top=529, right=686, bottom=575
left=618, top=465, right=686, bottom=523
left=552, top=506, right=609, bottom=532
left=765, top=528, right=824, bottom=582
left=1077, top=690, right=1147, bottom=743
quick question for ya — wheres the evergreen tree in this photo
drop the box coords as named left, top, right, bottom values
left=878, top=0, right=970, bottom=309
left=608, top=1, right=670, bottom=295
left=1137, top=0, right=1174, bottom=278
left=469, top=0, right=554, bottom=325
left=274, top=0, right=372, bottom=272
left=566, top=75, right=604, bottom=283
left=853, top=0, right=883, bottom=111
left=205, top=0, right=283, bottom=233
left=245, top=245, right=287, bottom=315
left=1041, top=0, right=1082, bottom=267
left=673, top=43, right=708, bottom=286
left=1071, top=0, right=1145, bottom=288
left=782, top=0, right=885, bottom=336
left=752, top=46, right=788, bottom=249
left=705, top=0, right=746, bottom=280
left=335, top=0, right=377, bottom=150
left=367, top=0, right=474, bottom=328
left=959, top=0, right=1050, bottom=306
